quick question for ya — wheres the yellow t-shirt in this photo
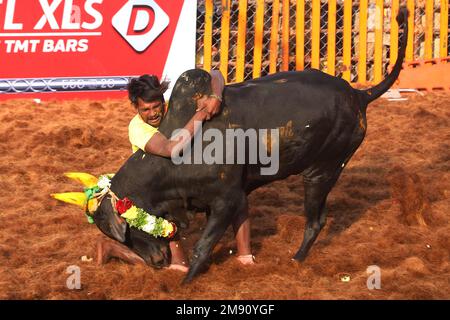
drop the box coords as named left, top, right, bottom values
left=128, top=114, right=159, bottom=153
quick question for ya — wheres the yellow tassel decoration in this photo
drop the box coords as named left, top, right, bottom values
left=87, top=198, right=99, bottom=213
left=64, top=172, right=98, bottom=188
left=51, top=192, right=87, bottom=209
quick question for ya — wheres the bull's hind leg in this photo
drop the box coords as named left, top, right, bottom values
left=293, top=125, right=366, bottom=262
left=183, top=193, right=247, bottom=284
left=293, top=177, right=337, bottom=262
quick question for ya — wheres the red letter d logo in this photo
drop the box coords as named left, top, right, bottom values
left=112, top=0, right=169, bottom=52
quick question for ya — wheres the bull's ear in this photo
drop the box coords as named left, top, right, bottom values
left=109, top=214, right=127, bottom=243
left=94, top=202, right=127, bottom=243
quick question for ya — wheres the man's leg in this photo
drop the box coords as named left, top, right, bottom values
left=97, top=238, right=189, bottom=272
left=232, top=211, right=255, bottom=265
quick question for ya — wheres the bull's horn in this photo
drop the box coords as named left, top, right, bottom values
left=51, top=192, right=86, bottom=209
left=64, top=172, right=98, bottom=188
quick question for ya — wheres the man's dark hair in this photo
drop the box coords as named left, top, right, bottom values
left=127, top=74, right=170, bottom=106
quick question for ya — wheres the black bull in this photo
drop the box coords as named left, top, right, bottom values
left=93, top=9, right=408, bottom=283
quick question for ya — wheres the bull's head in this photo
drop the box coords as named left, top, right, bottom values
left=93, top=195, right=172, bottom=268
left=51, top=172, right=171, bottom=268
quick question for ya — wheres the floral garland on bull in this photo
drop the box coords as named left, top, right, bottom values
left=52, top=172, right=177, bottom=239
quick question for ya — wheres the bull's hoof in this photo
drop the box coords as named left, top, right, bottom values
left=181, top=274, right=194, bottom=285
left=292, top=252, right=307, bottom=262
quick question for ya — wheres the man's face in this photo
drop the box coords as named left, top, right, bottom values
left=136, top=98, right=164, bottom=127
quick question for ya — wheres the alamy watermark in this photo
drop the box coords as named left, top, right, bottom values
left=366, top=265, right=381, bottom=290
left=170, top=121, right=280, bottom=175
left=66, top=265, right=81, bottom=290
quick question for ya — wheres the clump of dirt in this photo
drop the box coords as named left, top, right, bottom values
left=387, top=166, right=431, bottom=226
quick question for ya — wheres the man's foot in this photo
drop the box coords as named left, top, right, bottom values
left=165, top=263, right=189, bottom=273
left=236, top=254, right=256, bottom=265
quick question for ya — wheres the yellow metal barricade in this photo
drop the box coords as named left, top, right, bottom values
left=196, top=0, right=450, bottom=86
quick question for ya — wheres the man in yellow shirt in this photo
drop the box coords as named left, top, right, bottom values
left=127, top=72, right=223, bottom=272
left=98, top=71, right=253, bottom=272
left=128, top=72, right=222, bottom=156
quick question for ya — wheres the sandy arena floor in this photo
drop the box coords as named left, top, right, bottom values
left=0, top=92, right=448, bottom=299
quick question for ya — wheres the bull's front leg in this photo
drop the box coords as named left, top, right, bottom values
left=183, top=192, right=247, bottom=284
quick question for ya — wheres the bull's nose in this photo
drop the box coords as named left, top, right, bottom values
left=152, top=258, right=164, bottom=268
left=152, top=253, right=168, bottom=268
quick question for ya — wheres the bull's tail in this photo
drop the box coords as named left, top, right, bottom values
left=361, top=7, right=409, bottom=104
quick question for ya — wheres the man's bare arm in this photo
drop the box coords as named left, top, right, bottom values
left=196, top=70, right=225, bottom=119
left=144, top=110, right=208, bottom=157
left=210, top=70, right=225, bottom=100
left=146, top=70, right=225, bottom=157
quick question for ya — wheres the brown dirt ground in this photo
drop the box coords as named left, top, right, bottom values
left=0, top=92, right=449, bottom=300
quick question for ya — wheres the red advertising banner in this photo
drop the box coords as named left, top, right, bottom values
left=0, top=0, right=197, bottom=99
